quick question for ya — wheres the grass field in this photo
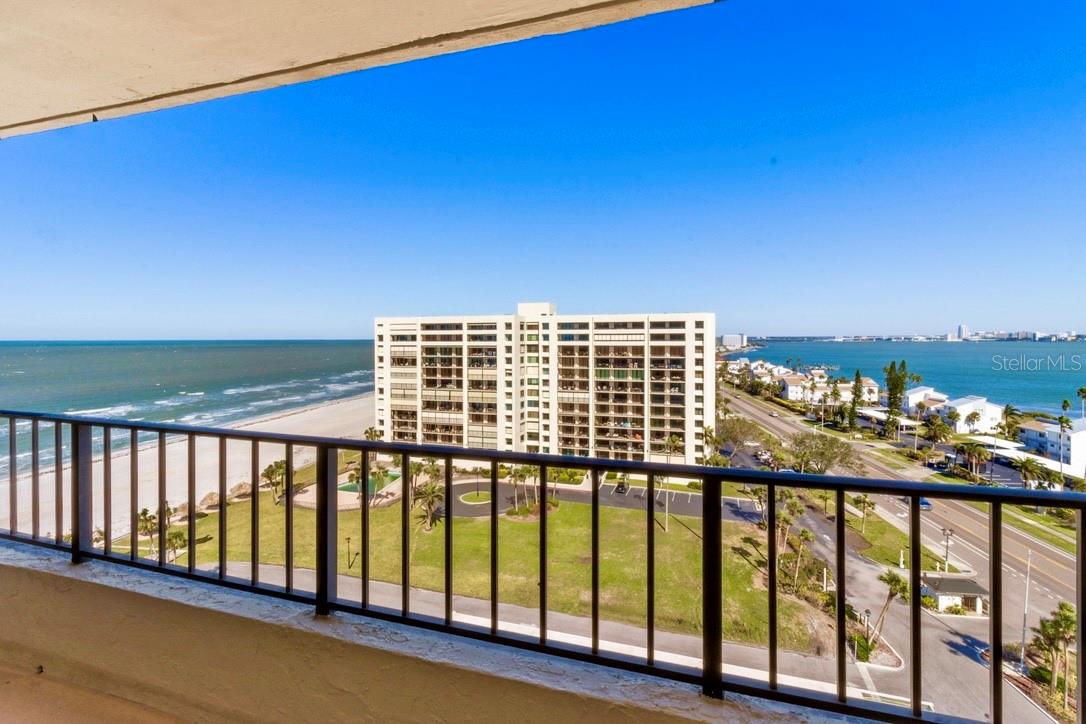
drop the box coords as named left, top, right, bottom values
left=113, top=492, right=824, bottom=651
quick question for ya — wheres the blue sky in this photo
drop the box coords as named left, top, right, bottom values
left=2, top=1, right=1085, bottom=339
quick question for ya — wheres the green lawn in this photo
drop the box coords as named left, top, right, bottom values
left=114, top=492, right=825, bottom=652
left=459, top=491, right=491, bottom=504
left=797, top=490, right=952, bottom=571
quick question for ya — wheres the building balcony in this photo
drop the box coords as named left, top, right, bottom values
left=3, top=406, right=1082, bottom=723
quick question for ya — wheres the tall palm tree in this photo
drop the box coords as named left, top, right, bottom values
left=946, top=409, right=961, bottom=432
left=869, top=569, right=909, bottom=651
left=364, top=426, right=380, bottom=441
left=852, top=493, right=874, bottom=534
left=913, top=401, right=927, bottom=452
left=1052, top=602, right=1077, bottom=710
left=792, top=528, right=815, bottom=591
left=1000, top=403, right=1021, bottom=440
left=1078, top=387, right=1086, bottom=419
left=1058, top=407, right=1071, bottom=483
left=136, top=507, right=157, bottom=558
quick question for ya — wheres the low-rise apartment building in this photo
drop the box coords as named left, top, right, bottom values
left=942, top=395, right=1003, bottom=434
left=374, top=303, right=715, bottom=464
left=1019, top=417, right=1086, bottom=472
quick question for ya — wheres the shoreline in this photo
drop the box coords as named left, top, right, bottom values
left=1, top=392, right=376, bottom=536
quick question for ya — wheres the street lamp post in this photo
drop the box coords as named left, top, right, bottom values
left=1020, top=550, right=1032, bottom=672
left=941, top=527, right=954, bottom=568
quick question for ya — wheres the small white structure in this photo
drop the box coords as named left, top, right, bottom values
left=903, top=386, right=949, bottom=416
left=1018, top=417, right=1086, bottom=473
left=942, top=396, right=1003, bottom=434
left=921, top=576, right=987, bottom=615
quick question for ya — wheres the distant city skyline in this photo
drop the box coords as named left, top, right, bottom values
left=2, top=1, right=1085, bottom=339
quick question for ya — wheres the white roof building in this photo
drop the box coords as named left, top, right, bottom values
left=903, top=386, right=949, bottom=415
left=942, top=396, right=1003, bottom=434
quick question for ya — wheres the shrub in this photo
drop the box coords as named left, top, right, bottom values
left=920, top=595, right=937, bottom=610
left=687, top=480, right=703, bottom=491
left=945, top=604, right=969, bottom=615
left=1029, top=665, right=1052, bottom=686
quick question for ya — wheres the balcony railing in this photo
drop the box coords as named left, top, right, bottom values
left=1, top=408, right=1084, bottom=722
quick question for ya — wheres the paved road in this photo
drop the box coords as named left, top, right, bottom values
left=723, top=390, right=1060, bottom=721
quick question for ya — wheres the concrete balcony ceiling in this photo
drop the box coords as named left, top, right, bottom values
left=0, top=0, right=709, bottom=139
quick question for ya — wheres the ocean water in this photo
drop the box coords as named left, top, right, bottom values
left=0, top=340, right=374, bottom=473
left=740, top=340, right=1086, bottom=415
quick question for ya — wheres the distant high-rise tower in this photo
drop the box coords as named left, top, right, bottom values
left=957, top=323, right=970, bottom=340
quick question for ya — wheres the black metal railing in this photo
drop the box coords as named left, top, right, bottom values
left=0, top=408, right=1084, bottom=723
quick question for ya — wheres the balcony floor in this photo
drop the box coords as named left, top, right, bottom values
left=0, top=662, right=178, bottom=723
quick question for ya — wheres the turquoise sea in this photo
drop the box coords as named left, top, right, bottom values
left=739, top=340, right=1086, bottom=416
left=0, top=340, right=374, bottom=473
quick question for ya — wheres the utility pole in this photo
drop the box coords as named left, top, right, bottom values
left=1020, top=549, right=1032, bottom=672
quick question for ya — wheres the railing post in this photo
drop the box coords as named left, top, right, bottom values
left=702, top=474, right=723, bottom=699
left=316, top=445, right=338, bottom=616
left=990, top=503, right=1003, bottom=724
left=71, top=423, right=93, bottom=563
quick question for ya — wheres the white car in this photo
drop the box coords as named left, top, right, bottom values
left=769, top=411, right=780, bottom=417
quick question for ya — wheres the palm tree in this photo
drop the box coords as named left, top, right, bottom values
left=407, top=460, right=424, bottom=493
left=1013, top=457, right=1047, bottom=490
left=946, top=409, right=961, bottom=432
left=999, top=404, right=1021, bottom=440
left=750, top=485, right=768, bottom=523
left=852, top=493, right=874, bottom=534
left=1051, top=601, right=1077, bottom=710
left=364, top=426, right=380, bottom=441
left=136, top=507, right=157, bottom=557
left=816, top=490, right=831, bottom=515
left=913, top=401, right=927, bottom=452
left=421, top=457, right=441, bottom=493
left=965, top=410, right=981, bottom=435
left=262, top=460, right=287, bottom=504
left=371, top=463, right=390, bottom=498
left=1032, top=617, right=1062, bottom=696
left=413, top=481, right=445, bottom=531
left=1078, top=387, right=1086, bottom=419
left=955, top=442, right=990, bottom=479
left=165, top=529, right=187, bottom=564
left=1058, top=409, right=1072, bottom=484
left=792, top=528, right=815, bottom=591
left=869, top=569, right=909, bottom=651
left=922, top=415, right=951, bottom=455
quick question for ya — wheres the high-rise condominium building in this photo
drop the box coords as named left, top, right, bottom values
left=374, top=303, right=716, bottom=464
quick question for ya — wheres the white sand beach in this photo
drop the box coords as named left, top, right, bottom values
left=2, top=392, right=375, bottom=538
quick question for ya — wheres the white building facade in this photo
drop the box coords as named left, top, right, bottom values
left=1019, top=417, right=1086, bottom=473
left=374, top=303, right=715, bottom=464
left=942, top=396, right=1003, bottom=434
